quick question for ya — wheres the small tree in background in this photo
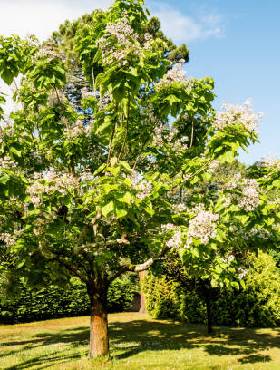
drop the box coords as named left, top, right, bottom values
left=0, top=0, right=279, bottom=359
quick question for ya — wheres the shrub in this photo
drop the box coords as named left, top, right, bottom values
left=143, top=252, right=280, bottom=327
left=212, top=252, right=280, bottom=327
left=0, top=273, right=139, bottom=324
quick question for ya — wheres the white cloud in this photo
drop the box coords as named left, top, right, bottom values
left=154, top=5, right=223, bottom=43
left=0, top=0, right=113, bottom=40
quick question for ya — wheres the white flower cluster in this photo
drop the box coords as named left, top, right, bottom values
left=167, top=230, right=181, bottom=249
left=152, top=125, right=189, bottom=151
left=28, top=170, right=79, bottom=206
left=64, top=120, right=90, bottom=139
left=239, top=179, right=259, bottom=211
left=0, top=156, right=16, bottom=169
left=97, top=15, right=154, bottom=65
left=187, top=208, right=219, bottom=246
left=172, top=203, right=187, bottom=213
left=222, top=254, right=235, bottom=264
left=214, top=100, right=262, bottom=133
left=161, top=224, right=181, bottom=249
left=97, top=16, right=135, bottom=65
left=258, top=157, right=280, bottom=170
left=0, top=232, right=16, bottom=247
left=208, top=160, right=220, bottom=173
left=237, top=267, right=248, bottom=279
left=137, top=180, right=152, bottom=200
left=223, top=172, right=242, bottom=190
left=128, top=171, right=152, bottom=200
left=156, top=62, right=192, bottom=89
left=245, top=227, right=270, bottom=240
left=105, top=18, right=134, bottom=44
left=80, top=171, right=94, bottom=182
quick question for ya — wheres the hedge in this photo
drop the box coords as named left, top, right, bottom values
left=0, top=273, right=139, bottom=324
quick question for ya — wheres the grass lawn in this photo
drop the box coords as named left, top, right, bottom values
left=0, top=313, right=279, bottom=370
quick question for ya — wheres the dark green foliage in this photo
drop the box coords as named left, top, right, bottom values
left=143, top=252, right=280, bottom=327
left=143, top=273, right=206, bottom=323
left=212, top=252, right=280, bottom=327
left=0, top=274, right=139, bottom=324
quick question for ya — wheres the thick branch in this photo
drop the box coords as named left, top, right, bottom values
left=134, top=258, right=154, bottom=272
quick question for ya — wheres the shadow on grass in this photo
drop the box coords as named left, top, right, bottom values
left=1, top=317, right=279, bottom=369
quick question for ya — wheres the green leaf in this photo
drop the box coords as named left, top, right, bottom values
left=119, top=191, right=133, bottom=204
left=17, top=261, right=25, bottom=268
left=231, top=281, right=239, bottom=289
left=115, top=208, right=128, bottom=219
left=102, top=201, right=115, bottom=217
left=240, top=279, right=246, bottom=289
left=0, top=174, right=10, bottom=184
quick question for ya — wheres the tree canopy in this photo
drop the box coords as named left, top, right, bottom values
left=0, top=0, right=279, bottom=358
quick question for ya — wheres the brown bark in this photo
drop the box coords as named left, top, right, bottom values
left=87, top=282, right=109, bottom=358
left=139, top=270, right=147, bottom=313
left=89, top=300, right=109, bottom=357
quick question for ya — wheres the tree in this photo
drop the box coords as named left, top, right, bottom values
left=0, top=0, right=279, bottom=359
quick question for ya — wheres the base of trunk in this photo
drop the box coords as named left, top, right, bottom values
left=89, top=309, right=109, bottom=357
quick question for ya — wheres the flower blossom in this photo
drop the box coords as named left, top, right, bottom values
left=239, top=179, right=259, bottom=211
left=137, top=179, right=152, bottom=200
left=161, top=224, right=181, bottom=248
left=152, top=124, right=188, bottom=151
left=237, top=267, right=248, bottom=279
left=166, top=229, right=181, bottom=249
left=27, top=170, right=79, bottom=206
left=214, top=100, right=262, bottom=133
left=257, top=156, right=280, bottom=170
left=0, top=233, right=16, bottom=246
left=156, top=62, right=192, bottom=89
left=128, top=170, right=152, bottom=200
left=172, top=203, right=187, bottom=213
left=187, top=208, right=219, bottom=246
left=0, top=156, right=16, bottom=169
left=64, top=120, right=89, bottom=139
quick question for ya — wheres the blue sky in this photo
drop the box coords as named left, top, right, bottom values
left=0, top=0, right=279, bottom=163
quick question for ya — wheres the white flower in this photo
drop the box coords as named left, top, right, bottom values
left=105, top=18, right=134, bottom=44
left=172, top=203, right=187, bottom=213
left=166, top=229, right=181, bottom=249
left=187, top=208, right=219, bottom=246
left=64, top=120, right=87, bottom=139
left=0, top=156, right=16, bottom=169
left=209, top=160, right=220, bottom=172
left=80, top=171, right=94, bottom=182
left=239, top=179, right=259, bottom=211
left=137, top=180, right=152, bottom=200
left=0, top=233, right=15, bottom=246
left=257, top=156, right=280, bottom=170
left=214, top=100, right=262, bottom=133
left=27, top=171, right=79, bottom=206
left=156, top=62, right=192, bottom=89
left=128, top=171, right=152, bottom=200
left=161, top=223, right=181, bottom=249
left=161, top=223, right=175, bottom=231
left=237, top=267, right=248, bottom=279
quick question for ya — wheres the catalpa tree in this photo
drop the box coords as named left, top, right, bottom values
left=0, top=0, right=279, bottom=359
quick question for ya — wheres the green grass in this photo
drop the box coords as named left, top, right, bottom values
left=0, top=313, right=279, bottom=369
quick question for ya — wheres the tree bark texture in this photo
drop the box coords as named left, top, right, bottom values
left=87, top=282, right=109, bottom=358
left=139, top=270, right=147, bottom=313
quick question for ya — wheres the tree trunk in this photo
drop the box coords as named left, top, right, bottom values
left=139, top=270, right=147, bottom=313
left=87, top=282, right=109, bottom=358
